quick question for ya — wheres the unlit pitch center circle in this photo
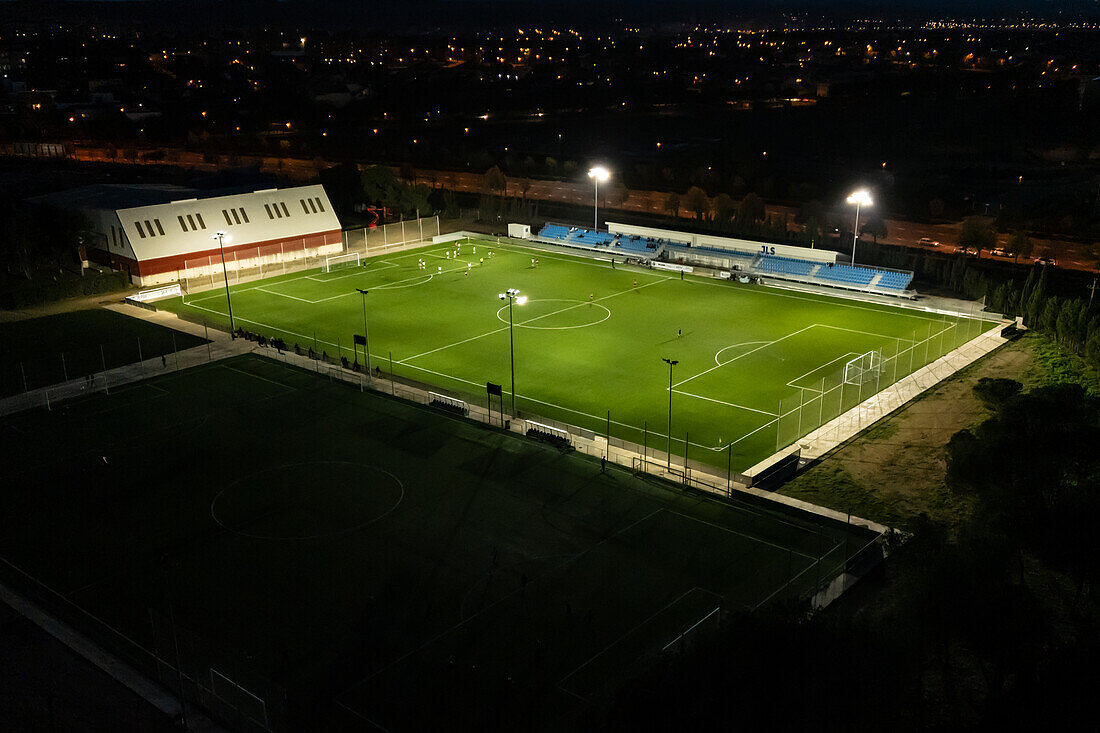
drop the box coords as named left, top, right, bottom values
left=495, top=298, right=611, bottom=330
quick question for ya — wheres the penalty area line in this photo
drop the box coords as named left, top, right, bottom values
left=671, top=389, right=778, bottom=417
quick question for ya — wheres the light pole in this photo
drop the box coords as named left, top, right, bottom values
left=846, top=189, right=872, bottom=265
left=355, top=288, right=371, bottom=373
left=212, top=230, right=235, bottom=336
left=662, top=357, right=678, bottom=469
left=588, top=166, right=610, bottom=231
left=498, top=288, right=526, bottom=416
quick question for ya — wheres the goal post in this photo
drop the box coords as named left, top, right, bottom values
left=844, top=350, right=882, bottom=386
left=322, top=252, right=361, bottom=273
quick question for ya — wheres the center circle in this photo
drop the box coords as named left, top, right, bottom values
left=211, top=462, right=404, bottom=540
left=495, top=298, right=611, bottom=330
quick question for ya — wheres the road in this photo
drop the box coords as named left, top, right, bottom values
left=65, top=143, right=1097, bottom=272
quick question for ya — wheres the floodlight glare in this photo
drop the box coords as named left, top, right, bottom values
left=846, top=189, right=873, bottom=207
left=516, top=296, right=528, bottom=306
left=587, top=166, right=610, bottom=182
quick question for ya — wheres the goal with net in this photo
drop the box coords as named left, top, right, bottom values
left=322, top=252, right=361, bottom=273
left=844, top=350, right=882, bottom=386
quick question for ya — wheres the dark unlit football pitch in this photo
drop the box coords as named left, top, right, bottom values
left=0, top=354, right=876, bottom=730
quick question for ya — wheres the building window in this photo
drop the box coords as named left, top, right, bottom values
left=273, top=204, right=282, bottom=218
left=178, top=215, right=188, bottom=232
left=264, top=204, right=273, bottom=219
left=196, top=213, right=206, bottom=229
left=314, top=197, right=326, bottom=212
left=186, top=214, right=196, bottom=230
left=308, top=198, right=318, bottom=214
left=154, top=219, right=165, bottom=236
left=239, top=208, right=249, bottom=223
left=300, top=199, right=310, bottom=214
left=222, top=209, right=233, bottom=226
left=280, top=202, right=291, bottom=218
left=134, top=221, right=146, bottom=238
left=144, top=219, right=155, bottom=236
left=231, top=209, right=241, bottom=225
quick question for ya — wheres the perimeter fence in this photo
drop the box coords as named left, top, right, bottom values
left=0, top=321, right=223, bottom=416
left=180, top=216, right=439, bottom=298
left=0, top=328, right=211, bottom=402
left=775, top=304, right=994, bottom=452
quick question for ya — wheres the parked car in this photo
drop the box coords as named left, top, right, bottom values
left=918, top=237, right=939, bottom=247
left=990, top=247, right=1008, bottom=257
left=1034, top=256, right=1058, bottom=267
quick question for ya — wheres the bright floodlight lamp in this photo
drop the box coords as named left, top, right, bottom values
left=588, top=166, right=610, bottom=182
left=499, top=289, right=524, bottom=416
left=845, top=189, right=873, bottom=265
left=212, top=230, right=236, bottom=335
left=587, top=166, right=611, bottom=231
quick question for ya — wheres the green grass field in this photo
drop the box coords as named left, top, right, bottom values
left=0, top=355, right=876, bottom=730
left=0, top=309, right=208, bottom=397
left=162, top=238, right=995, bottom=473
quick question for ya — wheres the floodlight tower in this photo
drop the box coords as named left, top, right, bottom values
left=355, top=288, right=371, bottom=373
left=588, top=166, right=610, bottom=231
left=498, top=288, right=526, bottom=416
left=846, top=189, right=873, bottom=265
left=212, top=230, right=235, bottom=336
left=662, top=357, right=678, bottom=469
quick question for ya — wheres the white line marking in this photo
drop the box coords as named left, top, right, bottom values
left=785, top=352, right=858, bottom=390
left=673, top=325, right=817, bottom=389
left=398, top=278, right=664, bottom=364
left=672, top=389, right=778, bottom=416
left=813, top=323, right=917, bottom=342
left=714, top=341, right=772, bottom=366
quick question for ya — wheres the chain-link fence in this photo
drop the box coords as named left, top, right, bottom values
left=342, top=215, right=441, bottom=255
left=180, top=217, right=441, bottom=299
left=0, top=324, right=220, bottom=416
left=774, top=306, right=995, bottom=453
left=180, top=233, right=341, bottom=297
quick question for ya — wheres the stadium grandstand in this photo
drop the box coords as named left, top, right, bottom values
left=537, top=222, right=666, bottom=260
left=537, top=221, right=914, bottom=297
left=29, top=183, right=342, bottom=286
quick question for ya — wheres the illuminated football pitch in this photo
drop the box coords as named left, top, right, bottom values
left=163, top=238, right=996, bottom=472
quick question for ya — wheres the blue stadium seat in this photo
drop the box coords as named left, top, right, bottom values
left=757, top=255, right=817, bottom=277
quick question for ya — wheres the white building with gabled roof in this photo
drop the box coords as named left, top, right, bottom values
left=30, top=183, right=343, bottom=286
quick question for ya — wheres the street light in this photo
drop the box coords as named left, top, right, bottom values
left=588, top=166, right=610, bottom=231
left=846, top=189, right=872, bottom=265
left=355, top=288, right=371, bottom=373
left=498, top=288, right=526, bottom=416
left=662, top=357, right=678, bottom=469
left=212, top=230, right=235, bottom=336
